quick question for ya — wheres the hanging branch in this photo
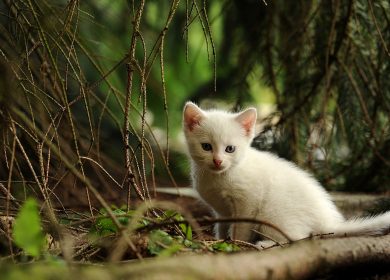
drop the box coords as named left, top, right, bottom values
left=123, top=0, right=146, bottom=205
left=159, top=0, right=181, bottom=167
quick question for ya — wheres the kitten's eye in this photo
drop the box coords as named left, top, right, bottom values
left=225, top=145, right=236, bottom=153
left=201, top=143, right=212, bottom=151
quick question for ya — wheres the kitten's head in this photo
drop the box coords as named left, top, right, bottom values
left=183, top=102, right=257, bottom=174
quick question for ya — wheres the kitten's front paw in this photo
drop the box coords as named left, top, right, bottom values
left=255, top=240, right=277, bottom=250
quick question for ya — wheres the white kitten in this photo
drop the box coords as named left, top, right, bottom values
left=183, top=102, right=390, bottom=247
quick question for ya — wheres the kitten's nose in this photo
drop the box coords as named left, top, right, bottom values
left=213, top=159, right=222, bottom=168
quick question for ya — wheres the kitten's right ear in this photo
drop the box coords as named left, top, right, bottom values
left=183, top=102, right=204, bottom=131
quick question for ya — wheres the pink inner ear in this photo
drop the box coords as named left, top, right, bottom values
left=185, top=115, right=201, bottom=131
left=184, top=103, right=203, bottom=131
left=236, top=108, right=257, bottom=136
left=241, top=119, right=254, bottom=135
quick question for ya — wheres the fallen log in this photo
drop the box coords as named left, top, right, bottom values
left=111, top=234, right=390, bottom=279
left=2, top=232, right=389, bottom=280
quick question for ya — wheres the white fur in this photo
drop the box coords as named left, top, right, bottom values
left=183, top=102, right=390, bottom=246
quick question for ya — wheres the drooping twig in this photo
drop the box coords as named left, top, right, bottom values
left=367, top=0, right=390, bottom=57
left=123, top=0, right=146, bottom=205
left=137, top=216, right=292, bottom=243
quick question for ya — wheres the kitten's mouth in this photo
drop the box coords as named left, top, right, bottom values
left=210, top=165, right=227, bottom=173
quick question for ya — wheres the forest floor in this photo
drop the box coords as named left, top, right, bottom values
left=1, top=188, right=389, bottom=280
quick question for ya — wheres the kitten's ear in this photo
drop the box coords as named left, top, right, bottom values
left=235, top=108, right=257, bottom=136
left=183, top=102, right=204, bottom=131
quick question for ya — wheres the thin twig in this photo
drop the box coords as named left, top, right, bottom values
left=137, top=216, right=292, bottom=242
left=367, top=0, right=390, bottom=57
left=124, top=0, right=146, bottom=206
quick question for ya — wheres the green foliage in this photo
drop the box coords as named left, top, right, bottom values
left=13, top=198, right=45, bottom=257
left=211, top=241, right=240, bottom=253
left=146, top=229, right=203, bottom=257
left=161, top=210, right=193, bottom=240
left=145, top=210, right=215, bottom=256
left=147, top=229, right=182, bottom=256
left=10, top=199, right=243, bottom=260
left=179, top=222, right=193, bottom=241
left=88, top=208, right=203, bottom=257
left=91, top=208, right=130, bottom=237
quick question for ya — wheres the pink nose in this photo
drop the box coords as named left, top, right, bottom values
left=213, top=159, right=222, bottom=168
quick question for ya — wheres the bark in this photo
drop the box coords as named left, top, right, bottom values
left=330, top=192, right=389, bottom=217
left=3, top=235, right=389, bottom=279
left=110, top=235, right=390, bottom=280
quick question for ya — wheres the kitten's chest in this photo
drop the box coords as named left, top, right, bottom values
left=194, top=172, right=250, bottom=216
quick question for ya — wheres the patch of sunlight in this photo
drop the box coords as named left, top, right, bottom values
left=247, top=66, right=276, bottom=105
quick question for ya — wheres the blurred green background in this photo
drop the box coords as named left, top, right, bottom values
left=0, top=0, right=389, bottom=210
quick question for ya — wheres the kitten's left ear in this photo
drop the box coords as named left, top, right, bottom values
left=235, top=108, right=257, bottom=136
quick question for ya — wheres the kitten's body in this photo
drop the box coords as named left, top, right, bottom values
left=183, top=102, right=390, bottom=246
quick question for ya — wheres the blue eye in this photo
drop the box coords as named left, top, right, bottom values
left=225, top=145, right=235, bottom=153
left=201, top=143, right=212, bottom=151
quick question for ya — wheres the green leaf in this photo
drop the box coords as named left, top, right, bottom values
left=92, top=208, right=129, bottom=237
left=212, top=241, right=240, bottom=253
left=161, top=210, right=192, bottom=240
left=158, top=243, right=183, bottom=257
left=179, top=222, right=192, bottom=241
left=113, top=209, right=128, bottom=225
left=13, top=198, right=45, bottom=257
left=147, top=230, right=174, bottom=255
left=162, top=210, right=185, bottom=221
left=147, top=230, right=184, bottom=257
left=94, top=216, right=117, bottom=236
